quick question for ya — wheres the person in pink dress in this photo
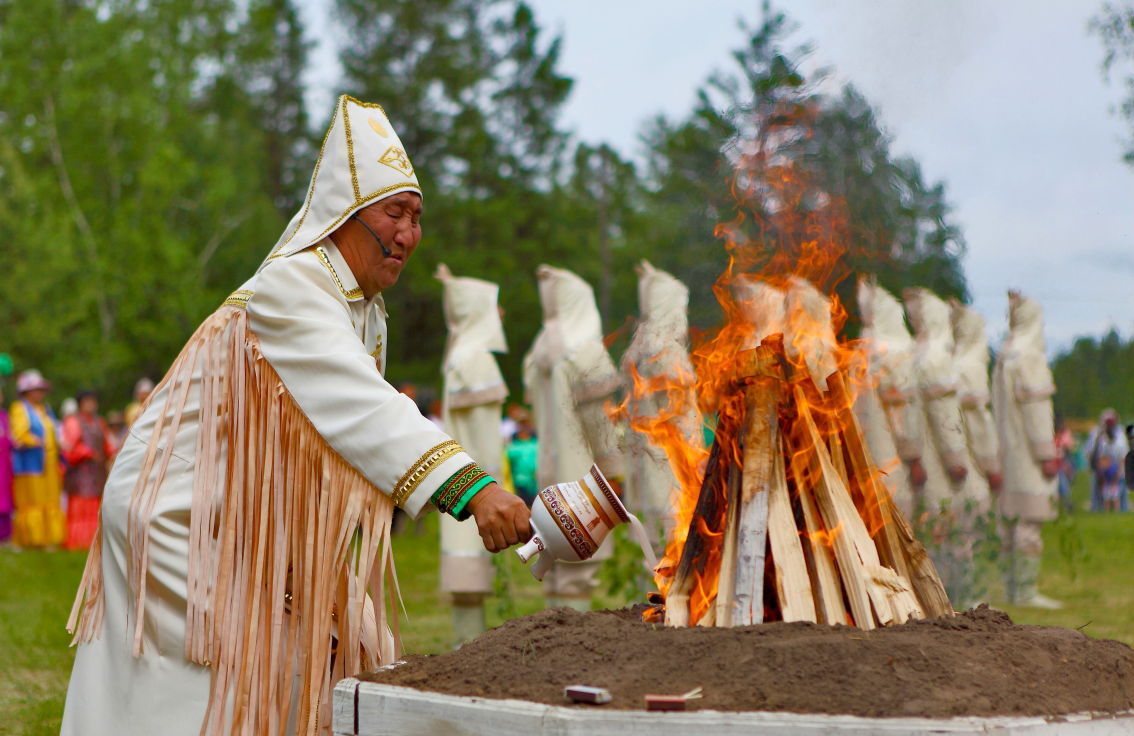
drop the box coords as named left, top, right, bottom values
left=0, top=386, right=13, bottom=543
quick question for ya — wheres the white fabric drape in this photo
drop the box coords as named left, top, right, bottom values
left=993, top=291, right=1058, bottom=521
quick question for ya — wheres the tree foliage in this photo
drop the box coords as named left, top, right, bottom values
left=1051, top=329, right=1134, bottom=421
left=0, top=0, right=310, bottom=403
left=635, top=8, right=967, bottom=333
left=1092, top=2, right=1134, bottom=164
left=0, top=0, right=968, bottom=411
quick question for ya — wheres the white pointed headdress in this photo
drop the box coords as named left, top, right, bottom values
left=263, top=95, right=422, bottom=264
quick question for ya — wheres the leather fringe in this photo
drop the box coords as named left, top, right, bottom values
left=68, top=305, right=398, bottom=735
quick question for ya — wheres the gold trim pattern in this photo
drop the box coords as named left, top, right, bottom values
left=540, top=487, right=598, bottom=559
left=223, top=289, right=254, bottom=309
left=392, top=440, right=463, bottom=506
left=590, top=467, right=630, bottom=523
left=343, top=97, right=361, bottom=201
left=314, top=246, right=365, bottom=301
left=378, top=145, right=414, bottom=177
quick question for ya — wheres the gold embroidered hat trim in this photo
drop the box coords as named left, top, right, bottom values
left=266, top=95, right=420, bottom=263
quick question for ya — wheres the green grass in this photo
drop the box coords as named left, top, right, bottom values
left=2, top=477, right=1131, bottom=734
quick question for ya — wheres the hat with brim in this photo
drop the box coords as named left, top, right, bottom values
left=17, top=369, right=51, bottom=394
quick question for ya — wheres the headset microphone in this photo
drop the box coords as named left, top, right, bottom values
left=350, top=213, right=392, bottom=258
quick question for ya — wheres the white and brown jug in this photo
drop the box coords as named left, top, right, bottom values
left=516, top=464, right=657, bottom=580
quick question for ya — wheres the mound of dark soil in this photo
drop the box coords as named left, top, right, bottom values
left=362, top=605, right=1134, bottom=718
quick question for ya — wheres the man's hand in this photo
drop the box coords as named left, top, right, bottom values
left=1041, top=458, right=1061, bottom=480
left=467, top=483, right=532, bottom=553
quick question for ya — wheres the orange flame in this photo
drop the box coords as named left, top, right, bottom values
left=620, top=96, right=901, bottom=626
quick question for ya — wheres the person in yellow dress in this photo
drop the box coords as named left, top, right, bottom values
left=10, top=369, right=65, bottom=547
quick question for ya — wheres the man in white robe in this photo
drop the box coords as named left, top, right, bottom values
left=62, top=95, right=531, bottom=736
left=621, top=261, right=702, bottom=554
left=435, top=264, right=508, bottom=644
left=523, top=265, right=624, bottom=610
left=992, top=290, right=1062, bottom=608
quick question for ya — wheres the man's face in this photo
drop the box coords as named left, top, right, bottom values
left=79, top=396, right=98, bottom=415
left=337, top=192, right=423, bottom=296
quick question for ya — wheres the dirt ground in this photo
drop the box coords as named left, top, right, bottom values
left=363, top=605, right=1134, bottom=717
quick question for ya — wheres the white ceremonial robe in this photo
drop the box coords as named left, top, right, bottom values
left=952, top=302, right=999, bottom=516
left=854, top=279, right=918, bottom=519
left=621, top=262, right=701, bottom=552
left=524, top=266, right=623, bottom=601
left=63, top=241, right=474, bottom=736
left=993, top=294, right=1058, bottom=524
left=436, top=267, right=508, bottom=597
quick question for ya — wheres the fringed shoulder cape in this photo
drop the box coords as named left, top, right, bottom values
left=66, top=242, right=477, bottom=735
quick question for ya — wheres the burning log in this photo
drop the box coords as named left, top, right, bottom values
left=657, top=332, right=952, bottom=630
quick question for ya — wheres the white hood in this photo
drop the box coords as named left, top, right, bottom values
left=527, top=265, right=604, bottom=370
left=624, top=260, right=690, bottom=366
left=436, top=264, right=508, bottom=409
left=262, top=95, right=422, bottom=264
left=904, top=287, right=957, bottom=394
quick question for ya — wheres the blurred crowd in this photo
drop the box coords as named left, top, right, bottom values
left=0, top=370, right=153, bottom=551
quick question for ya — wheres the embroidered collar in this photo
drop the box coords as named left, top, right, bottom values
left=313, top=240, right=365, bottom=302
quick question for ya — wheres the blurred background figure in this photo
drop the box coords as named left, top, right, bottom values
left=10, top=370, right=65, bottom=548
left=854, top=277, right=920, bottom=520
left=105, top=410, right=127, bottom=452
left=505, top=408, right=539, bottom=507
left=993, top=291, right=1062, bottom=608
left=1084, top=409, right=1127, bottom=512
left=62, top=391, right=117, bottom=550
left=0, top=386, right=13, bottom=544
left=123, top=377, right=154, bottom=428
left=524, top=265, right=625, bottom=611
left=60, top=398, right=78, bottom=421
left=621, top=261, right=700, bottom=554
left=435, top=264, right=509, bottom=645
left=1053, top=415, right=1076, bottom=513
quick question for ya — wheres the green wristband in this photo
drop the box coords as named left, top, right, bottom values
left=450, top=475, right=495, bottom=521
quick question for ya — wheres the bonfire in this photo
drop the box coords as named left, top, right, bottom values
left=623, top=101, right=953, bottom=630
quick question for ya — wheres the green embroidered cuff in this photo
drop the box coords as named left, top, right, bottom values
left=450, top=475, right=495, bottom=521
left=432, top=462, right=495, bottom=520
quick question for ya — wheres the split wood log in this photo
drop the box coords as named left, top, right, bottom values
left=714, top=461, right=742, bottom=626
left=766, top=437, right=816, bottom=623
left=825, top=372, right=910, bottom=582
left=786, top=429, right=847, bottom=626
left=826, top=373, right=951, bottom=618
left=731, top=343, right=783, bottom=625
left=796, top=386, right=926, bottom=627
left=794, top=386, right=880, bottom=628
left=665, top=437, right=728, bottom=627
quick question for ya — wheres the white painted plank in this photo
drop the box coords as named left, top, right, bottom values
left=333, top=678, right=1134, bottom=736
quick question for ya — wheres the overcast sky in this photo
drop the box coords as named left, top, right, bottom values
left=304, top=1, right=1133, bottom=352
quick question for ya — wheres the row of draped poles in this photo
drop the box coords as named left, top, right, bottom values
left=435, top=261, right=1060, bottom=645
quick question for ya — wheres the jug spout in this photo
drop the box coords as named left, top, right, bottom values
left=516, top=534, right=544, bottom=564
